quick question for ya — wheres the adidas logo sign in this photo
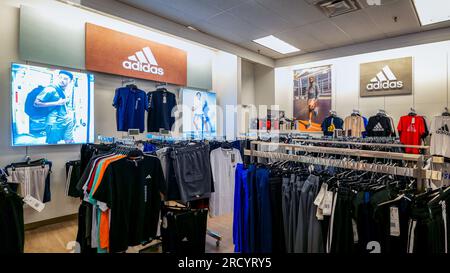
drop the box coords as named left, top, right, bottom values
left=437, top=124, right=450, bottom=136
left=122, top=47, right=164, bottom=76
left=372, top=122, right=384, bottom=132
left=145, top=174, right=152, bottom=179
left=366, top=65, right=403, bottom=91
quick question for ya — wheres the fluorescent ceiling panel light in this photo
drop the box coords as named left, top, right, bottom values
left=253, top=35, right=300, bottom=54
left=413, top=0, right=450, bottom=26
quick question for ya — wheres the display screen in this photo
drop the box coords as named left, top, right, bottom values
left=11, top=63, right=94, bottom=146
left=181, top=88, right=217, bottom=138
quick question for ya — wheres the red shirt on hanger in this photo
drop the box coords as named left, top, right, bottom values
left=397, top=115, right=426, bottom=154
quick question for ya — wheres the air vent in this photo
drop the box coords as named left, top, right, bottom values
left=315, top=0, right=362, bottom=17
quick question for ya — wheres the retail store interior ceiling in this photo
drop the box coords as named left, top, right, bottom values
left=109, top=0, right=450, bottom=59
left=74, top=0, right=450, bottom=66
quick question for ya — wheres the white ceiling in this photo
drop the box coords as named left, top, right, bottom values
left=116, top=0, right=450, bottom=59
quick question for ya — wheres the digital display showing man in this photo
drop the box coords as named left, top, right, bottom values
left=11, top=63, right=94, bottom=146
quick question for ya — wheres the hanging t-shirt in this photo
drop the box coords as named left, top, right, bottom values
left=344, top=115, right=366, bottom=137
left=93, top=156, right=164, bottom=253
left=209, top=147, right=242, bottom=217
left=397, top=115, right=426, bottom=154
left=366, top=115, right=393, bottom=137
left=430, top=116, right=450, bottom=158
left=147, top=88, right=177, bottom=132
left=113, top=86, right=148, bottom=133
left=321, top=116, right=344, bottom=137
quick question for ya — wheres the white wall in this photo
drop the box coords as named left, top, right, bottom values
left=241, top=60, right=256, bottom=107
left=212, top=51, right=239, bottom=139
left=275, top=40, right=450, bottom=128
left=0, top=0, right=239, bottom=224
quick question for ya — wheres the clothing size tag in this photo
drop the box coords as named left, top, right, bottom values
left=23, top=194, right=45, bottom=212
left=352, top=219, right=359, bottom=243
left=390, top=207, right=400, bottom=237
left=322, top=191, right=333, bottom=216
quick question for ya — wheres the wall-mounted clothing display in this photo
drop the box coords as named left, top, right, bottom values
left=4, top=159, right=52, bottom=203
left=0, top=170, right=24, bottom=253
left=321, top=115, right=344, bottom=137
left=210, top=147, right=242, bottom=217
left=344, top=115, right=366, bottom=137
left=113, top=85, right=148, bottom=133
left=147, top=88, right=177, bottom=132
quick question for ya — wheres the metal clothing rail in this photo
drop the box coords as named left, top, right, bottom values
left=249, top=141, right=425, bottom=162
left=292, top=138, right=430, bottom=150
left=246, top=141, right=443, bottom=191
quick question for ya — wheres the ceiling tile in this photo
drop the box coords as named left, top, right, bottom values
left=239, top=41, right=286, bottom=59
left=298, top=19, right=353, bottom=47
left=205, top=0, right=251, bottom=11
left=202, top=11, right=267, bottom=41
left=363, top=0, right=420, bottom=36
left=255, top=0, right=326, bottom=28
left=162, top=0, right=223, bottom=20
left=330, top=10, right=386, bottom=42
left=275, top=28, right=328, bottom=52
left=228, top=0, right=291, bottom=35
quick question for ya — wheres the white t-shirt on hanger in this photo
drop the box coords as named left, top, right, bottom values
left=431, top=115, right=450, bottom=157
left=209, top=147, right=242, bottom=217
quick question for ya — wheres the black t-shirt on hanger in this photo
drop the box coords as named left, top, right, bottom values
left=366, top=115, right=393, bottom=137
left=147, top=88, right=177, bottom=132
left=93, top=155, right=164, bottom=253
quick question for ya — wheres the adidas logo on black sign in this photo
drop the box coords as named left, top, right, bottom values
left=437, top=124, right=450, bottom=136
left=366, top=65, right=403, bottom=91
left=372, top=122, right=385, bottom=132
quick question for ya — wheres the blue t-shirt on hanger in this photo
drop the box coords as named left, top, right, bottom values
left=113, top=86, right=148, bottom=133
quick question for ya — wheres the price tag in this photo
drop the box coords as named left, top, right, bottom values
left=390, top=207, right=400, bottom=237
left=163, top=95, right=167, bottom=104
left=433, top=156, right=445, bottom=164
left=411, top=117, right=415, bottom=124
left=322, top=191, right=333, bottom=216
left=23, top=194, right=45, bottom=212
left=432, top=171, right=442, bottom=181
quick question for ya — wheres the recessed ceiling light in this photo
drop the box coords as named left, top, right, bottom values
left=253, top=35, right=300, bottom=54
left=413, top=0, right=450, bottom=26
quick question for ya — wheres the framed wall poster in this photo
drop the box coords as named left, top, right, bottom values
left=293, top=65, right=332, bottom=132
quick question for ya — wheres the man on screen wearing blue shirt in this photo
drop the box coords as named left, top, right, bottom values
left=34, top=70, right=75, bottom=144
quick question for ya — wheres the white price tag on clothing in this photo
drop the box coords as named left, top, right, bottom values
left=163, top=95, right=167, bottom=104
left=411, top=117, right=415, bottom=124
left=352, top=218, right=359, bottom=243
left=322, top=191, right=333, bottom=216
left=314, top=183, right=327, bottom=206
left=390, top=207, right=400, bottom=237
left=23, top=194, right=45, bottom=212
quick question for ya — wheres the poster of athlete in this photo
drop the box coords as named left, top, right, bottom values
left=293, top=65, right=332, bottom=132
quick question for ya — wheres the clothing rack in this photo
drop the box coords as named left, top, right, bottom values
left=96, top=135, right=223, bottom=248
left=291, top=138, right=430, bottom=150
left=246, top=141, right=442, bottom=191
